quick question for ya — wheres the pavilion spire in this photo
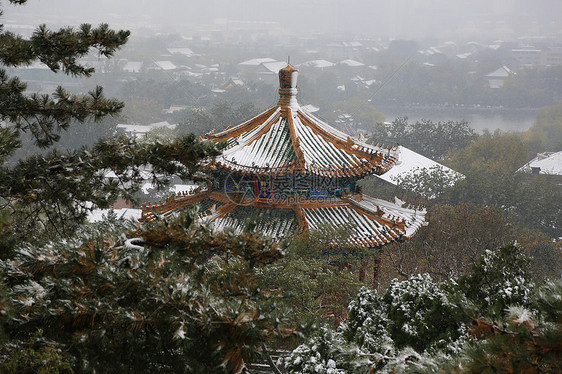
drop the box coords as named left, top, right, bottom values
left=277, top=64, right=299, bottom=109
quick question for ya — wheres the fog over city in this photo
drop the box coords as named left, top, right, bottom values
left=3, top=0, right=562, bottom=40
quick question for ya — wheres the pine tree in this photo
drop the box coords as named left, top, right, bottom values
left=0, top=211, right=293, bottom=373
left=0, top=1, right=219, bottom=247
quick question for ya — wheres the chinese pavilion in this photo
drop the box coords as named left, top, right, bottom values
left=140, top=65, right=425, bottom=248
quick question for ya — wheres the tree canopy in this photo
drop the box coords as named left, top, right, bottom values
left=0, top=1, right=220, bottom=247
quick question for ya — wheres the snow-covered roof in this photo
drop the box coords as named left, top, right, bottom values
left=203, top=65, right=397, bottom=178
left=260, top=61, right=288, bottom=74
left=228, top=78, right=244, bottom=86
left=456, top=53, right=472, bottom=59
left=239, top=57, right=277, bottom=66
left=299, top=59, right=336, bottom=68
left=154, top=61, right=177, bottom=70
left=517, top=151, right=562, bottom=176
left=486, top=65, right=515, bottom=78
left=141, top=190, right=426, bottom=246
left=377, top=146, right=464, bottom=186
left=211, top=194, right=425, bottom=245
left=139, top=65, right=427, bottom=248
left=339, top=59, right=365, bottom=67
left=167, top=47, right=194, bottom=57
left=122, top=61, right=143, bottom=73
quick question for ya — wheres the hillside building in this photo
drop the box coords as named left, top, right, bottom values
left=141, top=65, right=426, bottom=248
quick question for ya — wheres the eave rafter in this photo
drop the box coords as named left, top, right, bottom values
left=140, top=188, right=210, bottom=222
left=297, top=110, right=397, bottom=175
left=203, top=106, right=280, bottom=142
left=344, top=196, right=406, bottom=233
left=227, top=109, right=282, bottom=149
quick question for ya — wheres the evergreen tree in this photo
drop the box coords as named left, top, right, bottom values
left=458, top=242, right=535, bottom=318
left=0, top=1, right=219, bottom=247
left=1, top=212, right=292, bottom=373
left=287, top=242, right=555, bottom=373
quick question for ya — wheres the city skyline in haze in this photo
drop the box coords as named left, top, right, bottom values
left=2, top=0, right=562, bottom=41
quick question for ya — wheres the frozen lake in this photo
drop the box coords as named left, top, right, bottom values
left=380, top=107, right=538, bottom=133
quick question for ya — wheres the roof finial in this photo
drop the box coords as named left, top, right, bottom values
left=278, top=64, right=299, bottom=108
left=288, top=55, right=290, bottom=64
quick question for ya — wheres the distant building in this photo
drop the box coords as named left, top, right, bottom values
left=239, top=57, right=278, bottom=66
left=518, top=151, right=562, bottom=182
left=163, top=105, right=188, bottom=114
left=223, top=77, right=244, bottom=90
left=121, top=60, right=143, bottom=73
left=255, top=61, right=288, bottom=75
left=299, top=59, right=336, bottom=69
left=511, top=48, right=562, bottom=67
left=167, top=47, right=195, bottom=57
left=326, top=41, right=363, bottom=60
left=339, top=59, right=365, bottom=67
left=486, top=65, right=515, bottom=89
left=116, top=121, right=177, bottom=138
left=152, top=60, right=177, bottom=71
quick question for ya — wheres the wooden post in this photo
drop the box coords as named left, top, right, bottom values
left=359, top=259, right=367, bottom=282
left=373, top=248, right=382, bottom=292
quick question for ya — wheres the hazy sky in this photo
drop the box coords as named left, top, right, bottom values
left=3, top=0, right=562, bottom=40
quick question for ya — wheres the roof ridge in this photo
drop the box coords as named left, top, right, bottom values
left=285, top=107, right=306, bottom=171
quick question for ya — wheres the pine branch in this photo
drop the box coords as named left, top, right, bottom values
left=0, top=23, right=129, bottom=76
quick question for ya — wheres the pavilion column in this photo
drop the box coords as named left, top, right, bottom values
left=373, top=248, right=382, bottom=292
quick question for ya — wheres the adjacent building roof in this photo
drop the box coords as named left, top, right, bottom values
left=377, top=146, right=464, bottom=185
left=518, top=151, right=562, bottom=176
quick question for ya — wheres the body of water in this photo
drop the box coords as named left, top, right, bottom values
left=380, top=107, right=538, bottom=133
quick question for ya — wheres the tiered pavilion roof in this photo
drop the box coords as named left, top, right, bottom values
left=141, top=65, right=425, bottom=247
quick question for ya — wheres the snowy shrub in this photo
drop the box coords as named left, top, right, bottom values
left=459, top=242, right=535, bottom=317
left=383, top=273, right=464, bottom=352
left=342, top=286, right=393, bottom=354
left=286, top=326, right=367, bottom=374
left=0, top=214, right=287, bottom=373
left=459, top=281, right=562, bottom=373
